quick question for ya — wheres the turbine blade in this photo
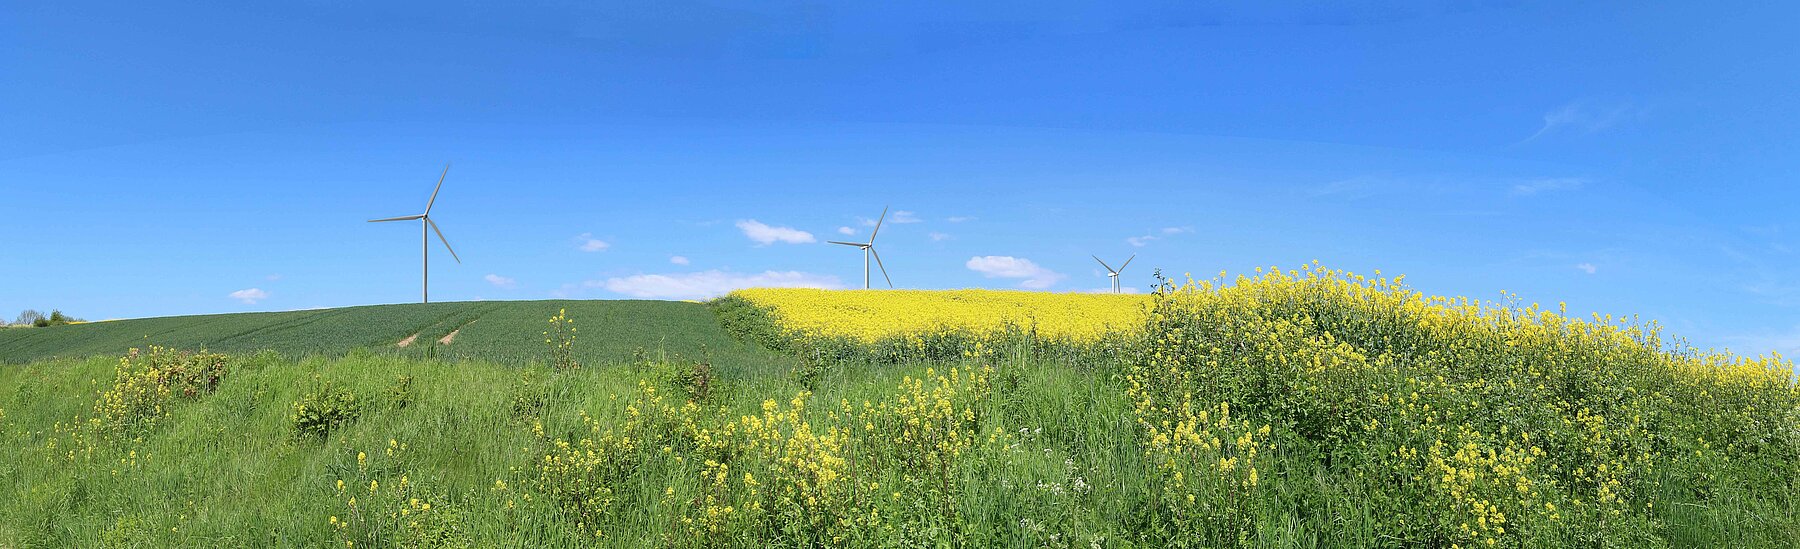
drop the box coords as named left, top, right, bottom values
left=368, top=214, right=425, bottom=222
left=869, top=206, right=888, bottom=242
left=1118, top=254, right=1135, bottom=272
left=1092, top=255, right=1115, bottom=273
left=870, top=247, right=893, bottom=288
left=428, top=218, right=461, bottom=264
left=425, top=163, right=450, bottom=214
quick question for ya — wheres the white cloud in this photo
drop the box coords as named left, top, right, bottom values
left=837, top=226, right=856, bottom=236
left=861, top=210, right=920, bottom=226
left=602, top=270, right=843, bottom=300
left=929, top=232, right=952, bottom=242
left=576, top=233, right=610, bottom=252
left=1512, top=178, right=1587, bottom=196
left=1575, top=263, right=1597, bottom=275
left=1081, top=287, right=1142, bottom=294
left=947, top=216, right=976, bottom=223
left=1742, top=280, right=1800, bottom=307
left=1724, top=325, right=1800, bottom=362
left=1526, top=102, right=1640, bottom=142
left=966, top=256, right=1065, bottom=289
left=1128, top=226, right=1192, bottom=247
left=484, top=274, right=517, bottom=288
left=229, top=288, right=268, bottom=304
left=669, top=255, right=690, bottom=265
left=737, top=220, right=815, bottom=245
left=265, top=274, right=283, bottom=282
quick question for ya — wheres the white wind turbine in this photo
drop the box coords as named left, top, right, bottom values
left=368, top=163, right=462, bottom=303
left=1093, top=254, right=1135, bottom=293
left=828, top=206, right=893, bottom=289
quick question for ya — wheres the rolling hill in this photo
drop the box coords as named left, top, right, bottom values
left=0, top=300, right=791, bottom=375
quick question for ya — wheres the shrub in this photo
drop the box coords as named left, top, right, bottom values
left=94, top=346, right=229, bottom=436
left=292, top=382, right=363, bottom=440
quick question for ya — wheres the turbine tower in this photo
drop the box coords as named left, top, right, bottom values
left=368, top=163, right=462, bottom=303
left=828, top=206, right=893, bottom=289
left=1093, top=254, right=1135, bottom=293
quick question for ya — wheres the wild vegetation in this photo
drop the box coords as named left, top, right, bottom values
left=0, top=267, right=1795, bottom=547
left=7, top=309, right=82, bottom=328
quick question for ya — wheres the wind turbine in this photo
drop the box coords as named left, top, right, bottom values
left=1093, top=254, right=1134, bottom=293
left=828, top=207, right=893, bottom=289
left=368, top=163, right=461, bottom=303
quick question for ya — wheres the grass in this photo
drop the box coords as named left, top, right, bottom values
left=0, top=347, right=1134, bottom=547
left=1, top=270, right=1796, bottom=547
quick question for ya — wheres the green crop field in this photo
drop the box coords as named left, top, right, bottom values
left=0, top=300, right=793, bottom=377
left=1, top=269, right=1797, bottom=547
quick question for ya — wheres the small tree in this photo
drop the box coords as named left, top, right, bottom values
left=16, top=309, right=43, bottom=327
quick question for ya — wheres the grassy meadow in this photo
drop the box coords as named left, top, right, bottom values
left=1, top=267, right=1796, bottom=547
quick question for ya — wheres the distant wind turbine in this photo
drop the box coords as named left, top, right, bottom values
left=1093, top=254, right=1135, bottom=293
left=829, top=207, right=893, bottom=289
left=368, top=163, right=461, bottom=303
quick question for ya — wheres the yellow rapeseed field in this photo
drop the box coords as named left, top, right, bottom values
left=727, top=288, right=1151, bottom=343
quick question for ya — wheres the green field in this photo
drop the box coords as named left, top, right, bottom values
left=0, top=300, right=793, bottom=377
left=1, top=273, right=1797, bottom=548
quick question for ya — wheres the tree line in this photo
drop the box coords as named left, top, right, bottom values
left=6, top=309, right=81, bottom=327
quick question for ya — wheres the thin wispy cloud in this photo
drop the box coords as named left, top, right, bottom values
left=1743, top=280, right=1800, bottom=308
left=929, top=232, right=952, bottom=242
left=576, top=233, right=610, bottom=252
left=1512, top=178, right=1587, bottom=197
left=1723, top=325, right=1800, bottom=361
left=229, top=288, right=268, bottom=304
left=1309, top=175, right=1431, bottom=199
left=1575, top=263, right=1598, bottom=275
left=966, top=255, right=1064, bottom=289
left=669, top=255, right=690, bottom=265
left=737, top=220, right=815, bottom=245
left=601, top=270, right=843, bottom=300
left=837, top=226, right=856, bottom=236
left=947, top=216, right=976, bottom=223
left=860, top=210, right=921, bottom=226
left=1524, top=101, right=1641, bottom=142
left=1081, top=287, right=1141, bottom=294
left=1128, top=225, right=1192, bottom=247
left=484, top=274, right=517, bottom=289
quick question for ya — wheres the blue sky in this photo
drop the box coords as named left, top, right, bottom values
left=3, top=2, right=1797, bottom=361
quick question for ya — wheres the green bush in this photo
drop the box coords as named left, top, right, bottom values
left=94, top=346, right=229, bottom=436
left=291, top=382, right=363, bottom=440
